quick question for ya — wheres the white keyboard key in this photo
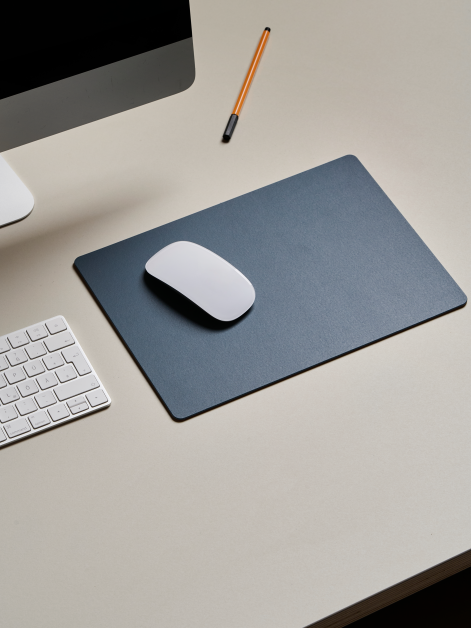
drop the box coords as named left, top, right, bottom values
left=0, top=406, right=18, bottom=423
left=45, top=317, right=67, bottom=335
left=0, top=374, right=6, bottom=389
left=62, top=346, right=91, bottom=376
left=16, top=398, right=37, bottom=416
left=17, top=379, right=39, bottom=397
left=37, top=372, right=58, bottom=390
left=55, top=365, right=77, bottom=383
left=55, top=374, right=99, bottom=401
left=0, top=355, right=8, bottom=370
left=29, top=411, right=51, bottom=429
left=26, top=342, right=46, bottom=360
left=0, top=428, right=6, bottom=443
left=7, top=349, right=28, bottom=366
left=86, top=389, right=108, bottom=407
left=0, top=336, right=10, bottom=353
left=43, top=353, right=64, bottom=370
left=48, top=404, right=70, bottom=422
left=0, top=387, right=20, bottom=404
left=4, top=417, right=31, bottom=438
left=5, top=367, right=26, bottom=385
left=35, top=391, right=56, bottom=409
left=26, top=324, right=48, bottom=341
left=45, top=332, right=74, bottom=353
left=24, top=359, right=45, bottom=377
left=7, top=331, right=29, bottom=348
left=67, top=396, right=89, bottom=414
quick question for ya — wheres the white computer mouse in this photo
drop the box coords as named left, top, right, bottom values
left=145, top=241, right=256, bottom=322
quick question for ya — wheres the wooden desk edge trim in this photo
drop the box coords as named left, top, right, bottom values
left=307, top=548, right=471, bottom=628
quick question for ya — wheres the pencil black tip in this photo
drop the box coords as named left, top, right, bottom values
left=265, top=27, right=271, bottom=32
left=223, top=114, right=239, bottom=142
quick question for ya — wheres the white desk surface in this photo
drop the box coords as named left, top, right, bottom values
left=1, top=2, right=470, bottom=627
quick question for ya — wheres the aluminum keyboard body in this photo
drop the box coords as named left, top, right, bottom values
left=0, top=316, right=110, bottom=447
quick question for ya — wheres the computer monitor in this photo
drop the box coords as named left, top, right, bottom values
left=0, top=1, right=195, bottom=152
left=0, top=1, right=195, bottom=226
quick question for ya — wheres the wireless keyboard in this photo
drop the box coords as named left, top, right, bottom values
left=0, top=316, right=110, bottom=447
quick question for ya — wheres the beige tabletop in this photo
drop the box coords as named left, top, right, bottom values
left=1, top=1, right=470, bottom=627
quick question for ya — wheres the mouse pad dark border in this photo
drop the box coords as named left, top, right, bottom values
left=74, top=156, right=467, bottom=420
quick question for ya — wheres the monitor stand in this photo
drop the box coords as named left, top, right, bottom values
left=0, top=156, right=34, bottom=227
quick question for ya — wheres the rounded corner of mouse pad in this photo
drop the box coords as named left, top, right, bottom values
left=72, top=156, right=467, bottom=419
left=458, top=291, right=468, bottom=307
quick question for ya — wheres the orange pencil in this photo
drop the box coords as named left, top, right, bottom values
left=223, top=27, right=271, bottom=141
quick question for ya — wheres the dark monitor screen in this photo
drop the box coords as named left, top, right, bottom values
left=2, top=2, right=192, bottom=99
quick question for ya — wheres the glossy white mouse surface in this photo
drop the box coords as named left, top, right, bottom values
left=145, top=241, right=256, bottom=322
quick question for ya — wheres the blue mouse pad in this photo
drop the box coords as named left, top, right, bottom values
left=74, top=156, right=466, bottom=420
